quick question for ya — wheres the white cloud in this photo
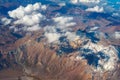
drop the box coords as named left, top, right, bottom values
left=44, top=30, right=79, bottom=43
left=80, top=0, right=100, bottom=3
left=85, top=6, right=104, bottom=12
left=70, top=0, right=79, bottom=4
left=44, top=26, right=61, bottom=43
left=58, top=2, right=66, bottom=6
left=44, top=26, right=57, bottom=33
left=14, top=13, right=44, bottom=26
left=70, top=0, right=100, bottom=4
left=27, top=24, right=41, bottom=31
left=44, top=17, right=78, bottom=43
left=112, top=13, right=119, bottom=17
left=114, top=31, right=120, bottom=39
left=8, top=3, right=47, bottom=31
left=65, top=31, right=79, bottom=41
left=45, top=32, right=61, bottom=43
left=1, top=17, right=11, bottom=25
left=44, top=16, right=77, bottom=43
left=53, top=16, right=76, bottom=29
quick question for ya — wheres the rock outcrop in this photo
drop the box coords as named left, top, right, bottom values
left=0, top=31, right=119, bottom=80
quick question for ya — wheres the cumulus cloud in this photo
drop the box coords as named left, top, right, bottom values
left=65, top=31, right=79, bottom=41
left=70, top=0, right=100, bottom=4
left=14, top=13, right=44, bottom=26
left=70, top=0, right=79, bottom=4
left=85, top=6, right=104, bottom=12
left=27, top=24, right=41, bottom=31
left=53, top=16, right=76, bottom=29
left=44, top=16, right=78, bottom=43
left=114, top=31, right=120, bottom=39
left=58, top=2, right=66, bottom=6
left=112, top=13, right=119, bottom=17
left=45, top=32, right=61, bottom=43
left=44, top=28, right=79, bottom=43
left=44, top=26, right=61, bottom=43
left=8, top=3, right=47, bottom=31
left=44, top=31, right=79, bottom=43
left=1, top=17, right=11, bottom=25
left=80, top=0, right=100, bottom=3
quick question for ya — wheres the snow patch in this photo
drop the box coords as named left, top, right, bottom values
left=80, top=40, right=118, bottom=71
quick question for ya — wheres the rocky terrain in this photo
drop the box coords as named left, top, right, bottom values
left=0, top=28, right=120, bottom=80
left=0, top=0, right=120, bottom=80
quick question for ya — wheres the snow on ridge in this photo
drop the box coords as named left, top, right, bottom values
left=79, top=40, right=118, bottom=71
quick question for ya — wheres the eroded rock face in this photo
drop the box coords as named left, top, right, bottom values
left=0, top=31, right=118, bottom=80
left=0, top=1, right=120, bottom=79
left=0, top=27, right=119, bottom=80
left=54, top=29, right=119, bottom=72
left=13, top=35, right=92, bottom=80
